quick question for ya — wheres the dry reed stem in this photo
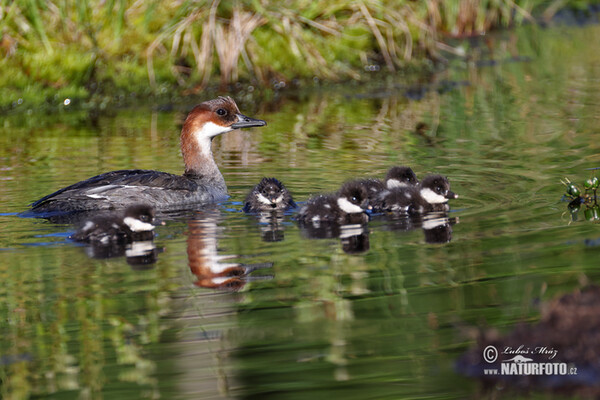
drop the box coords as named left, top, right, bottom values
left=358, top=1, right=396, bottom=71
left=215, top=8, right=265, bottom=85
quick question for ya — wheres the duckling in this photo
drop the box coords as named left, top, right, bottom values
left=242, top=177, right=296, bottom=212
left=70, top=204, right=159, bottom=245
left=385, top=166, right=419, bottom=189
left=354, top=166, right=419, bottom=211
left=415, top=174, right=458, bottom=212
left=378, top=174, right=457, bottom=214
left=297, top=181, right=369, bottom=225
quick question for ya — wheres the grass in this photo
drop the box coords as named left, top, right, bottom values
left=0, top=0, right=597, bottom=111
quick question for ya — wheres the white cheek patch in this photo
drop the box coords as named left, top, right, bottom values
left=257, top=193, right=273, bottom=205
left=387, top=179, right=409, bottom=189
left=337, top=198, right=364, bottom=214
left=274, top=195, right=284, bottom=204
left=124, top=217, right=155, bottom=232
left=197, top=121, right=232, bottom=139
left=420, top=188, right=448, bottom=204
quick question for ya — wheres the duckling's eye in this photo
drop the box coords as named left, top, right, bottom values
left=140, top=215, right=150, bottom=222
left=216, top=108, right=227, bottom=116
left=435, top=186, right=443, bottom=194
left=351, top=196, right=358, bottom=203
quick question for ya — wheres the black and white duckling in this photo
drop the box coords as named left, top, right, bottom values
left=385, top=166, right=419, bottom=189
left=378, top=174, right=457, bottom=214
left=70, top=204, right=159, bottom=245
left=297, top=181, right=369, bottom=225
left=364, top=166, right=418, bottom=211
left=242, top=177, right=296, bottom=212
left=351, top=178, right=385, bottom=204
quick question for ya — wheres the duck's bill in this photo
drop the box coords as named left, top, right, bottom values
left=446, top=191, right=458, bottom=199
left=231, top=114, right=267, bottom=129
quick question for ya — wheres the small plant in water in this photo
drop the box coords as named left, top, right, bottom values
left=561, top=169, right=600, bottom=223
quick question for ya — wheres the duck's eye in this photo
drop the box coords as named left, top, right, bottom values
left=216, top=108, right=227, bottom=116
left=140, top=215, right=150, bottom=222
left=436, top=186, right=443, bottom=194
left=351, top=196, right=358, bottom=203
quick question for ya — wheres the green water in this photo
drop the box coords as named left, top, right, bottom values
left=1, top=23, right=600, bottom=399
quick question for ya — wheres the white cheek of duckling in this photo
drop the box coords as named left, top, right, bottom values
left=257, top=193, right=273, bottom=205
left=124, top=217, right=155, bottom=232
left=337, top=197, right=364, bottom=214
left=420, top=188, right=448, bottom=204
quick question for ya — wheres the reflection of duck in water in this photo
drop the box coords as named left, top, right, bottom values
left=70, top=204, right=163, bottom=265
left=376, top=174, right=458, bottom=214
left=457, top=285, right=600, bottom=396
left=297, top=181, right=369, bottom=226
left=242, top=177, right=296, bottom=212
left=187, top=209, right=272, bottom=291
left=421, top=214, right=458, bottom=244
left=70, top=204, right=159, bottom=244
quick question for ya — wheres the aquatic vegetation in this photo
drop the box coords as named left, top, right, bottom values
left=0, top=0, right=595, bottom=111
left=562, top=170, right=600, bottom=223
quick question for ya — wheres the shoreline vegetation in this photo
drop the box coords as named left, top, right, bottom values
left=0, top=0, right=597, bottom=113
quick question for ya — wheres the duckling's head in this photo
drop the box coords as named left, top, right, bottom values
left=419, top=175, right=458, bottom=204
left=123, top=204, right=158, bottom=232
left=386, top=166, right=419, bottom=189
left=254, top=177, right=289, bottom=208
left=337, top=181, right=369, bottom=214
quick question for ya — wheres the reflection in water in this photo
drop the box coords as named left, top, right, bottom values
left=457, top=286, right=600, bottom=397
left=187, top=208, right=273, bottom=290
left=82, top=239, right=163, bottom=268
left=256, top=211, right=286, bottom=242
left=378, top=211, right=458, bottom=244
left=299, top=221, right=370, bottom=254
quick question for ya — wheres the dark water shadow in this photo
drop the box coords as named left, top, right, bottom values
left=456, top=285, right=600, bottom=397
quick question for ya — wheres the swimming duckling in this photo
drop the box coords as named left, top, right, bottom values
left=297, top=181, right=369, bottom=225
left=242, top=177, right=296, bottom=212
left=70, top=204, right=159, bottom=245
left=366, top=166, right=419, bottom=212
left=385, top=166, right=419, bottom=189
left=378, top=174, right=457, bottom=214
